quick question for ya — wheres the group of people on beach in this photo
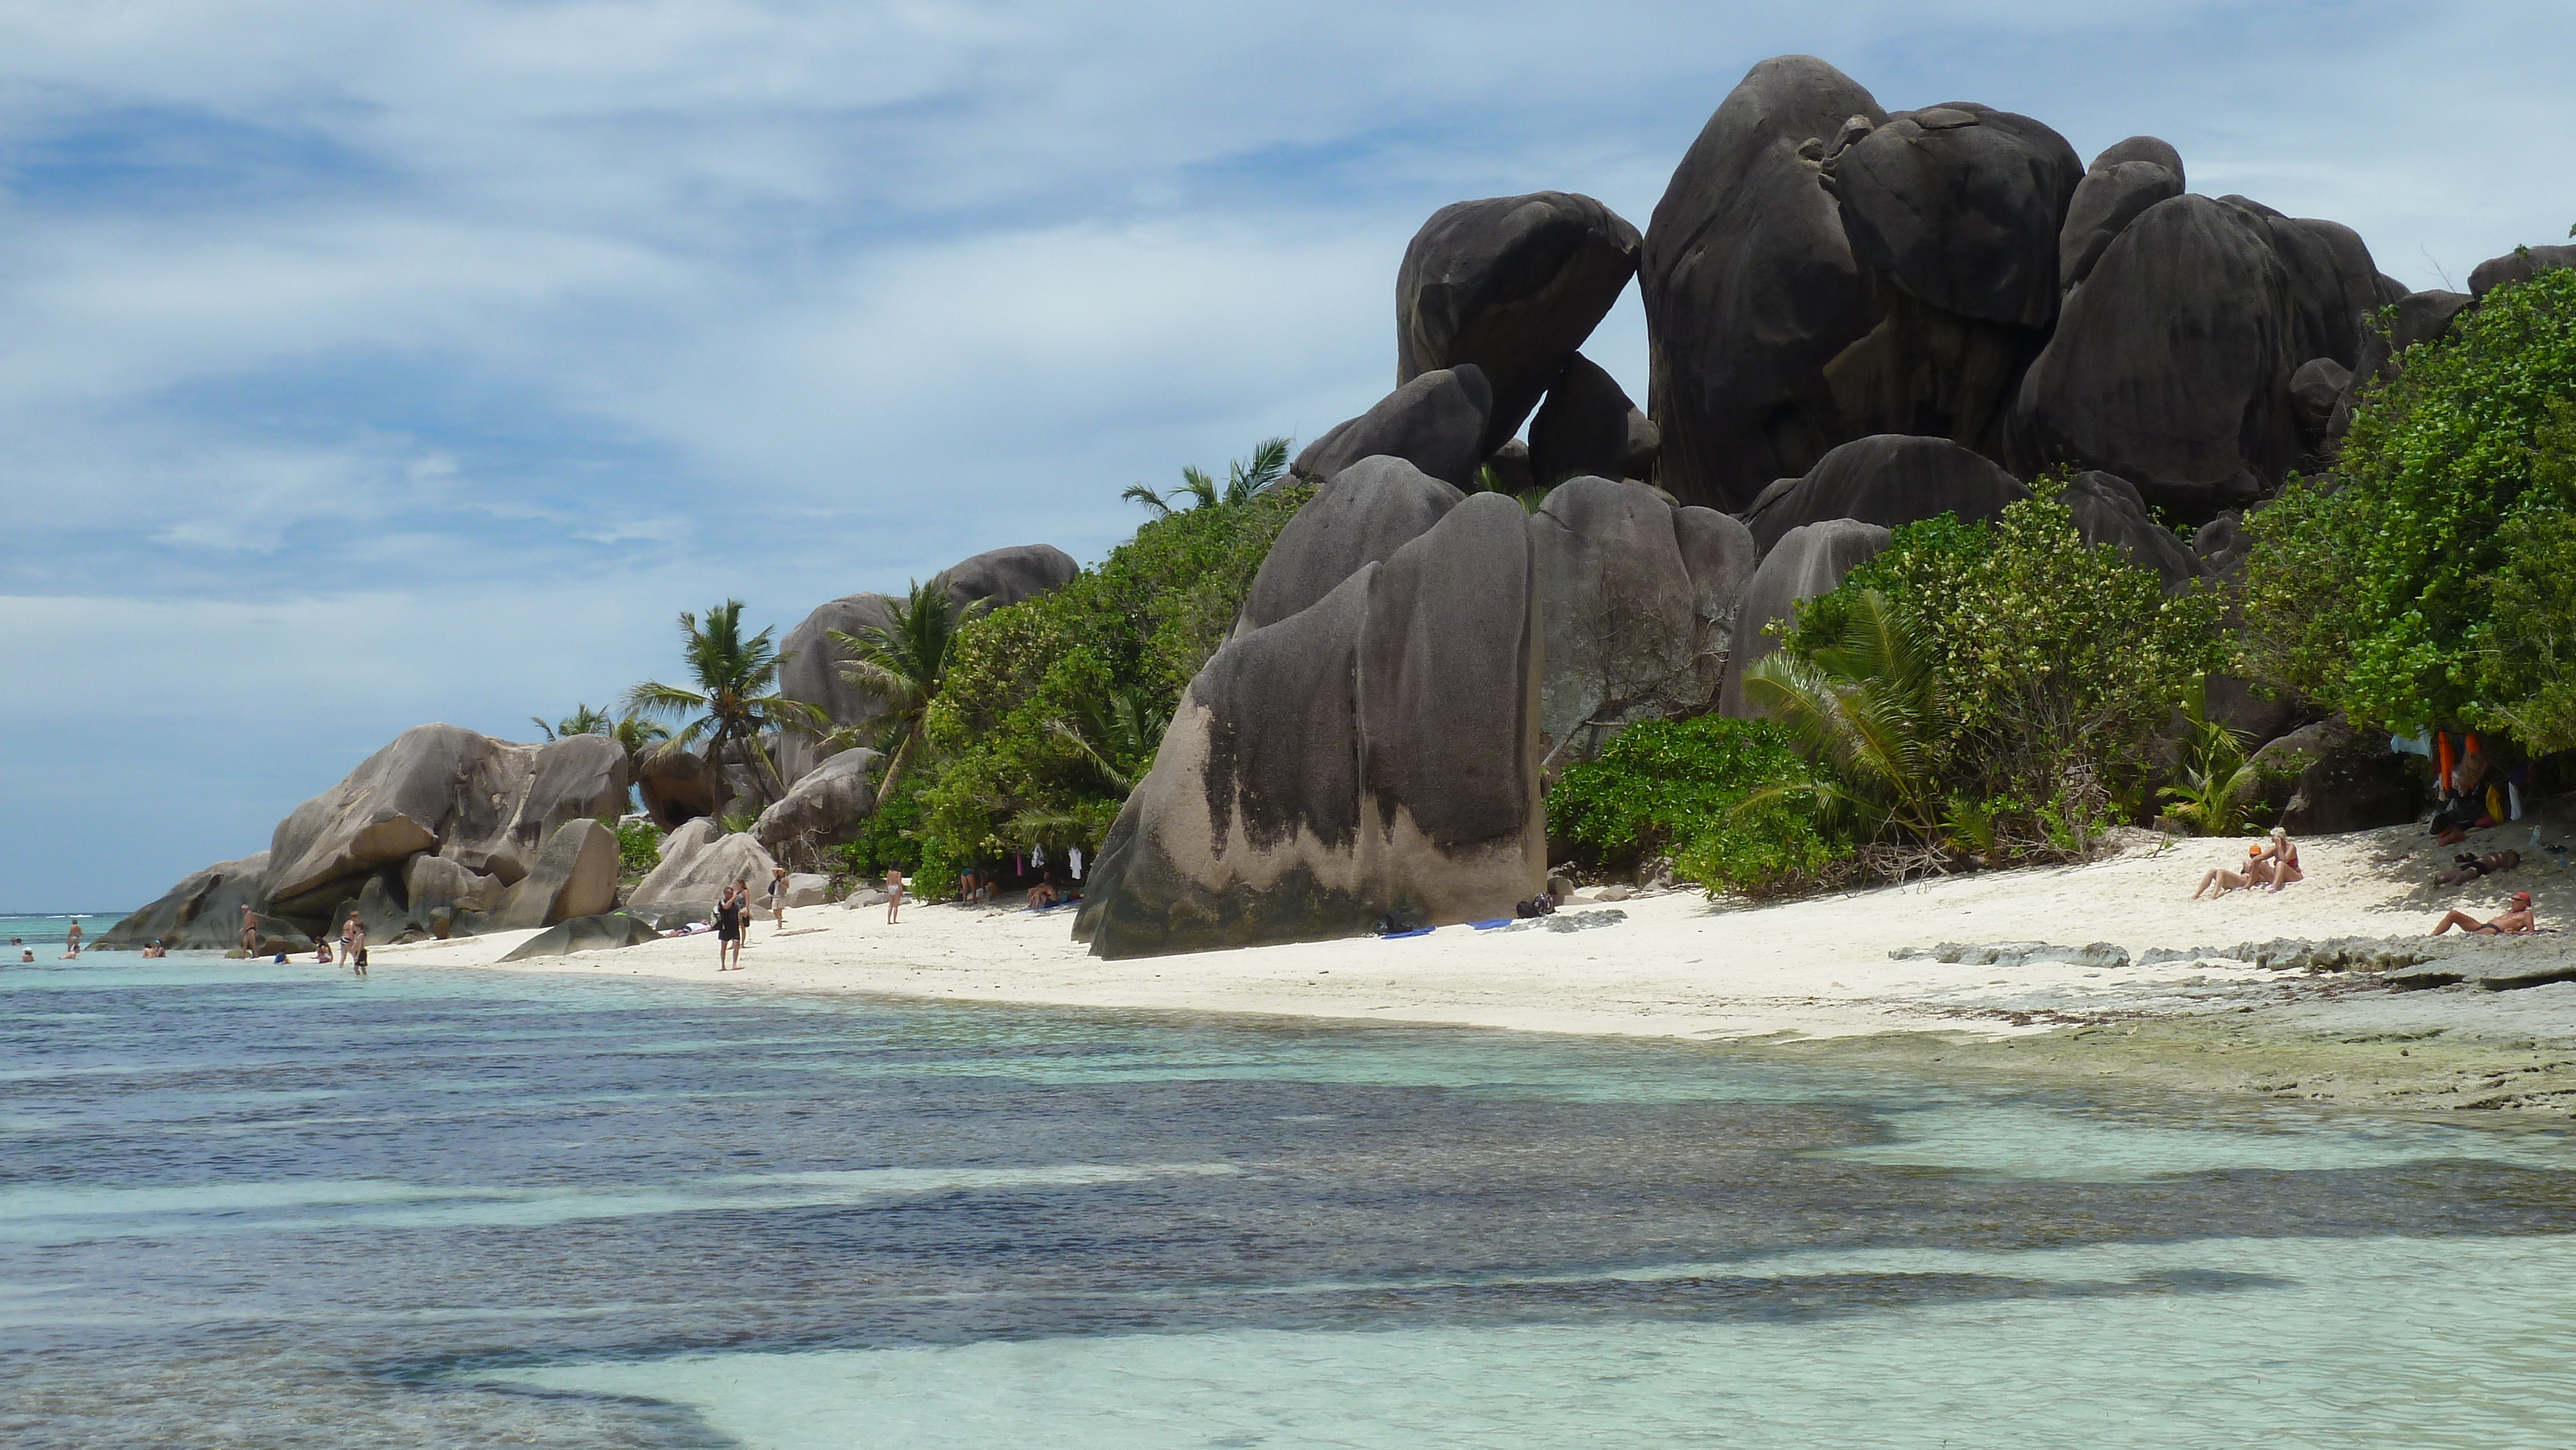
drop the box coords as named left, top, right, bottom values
left=2186, top=819, right=2542, bottom=936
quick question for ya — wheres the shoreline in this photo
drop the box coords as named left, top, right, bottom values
left=348, top=820, right=2576, bottom=1119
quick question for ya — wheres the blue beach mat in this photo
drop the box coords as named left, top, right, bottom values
left=1379, top=927, right=1435, bottom=941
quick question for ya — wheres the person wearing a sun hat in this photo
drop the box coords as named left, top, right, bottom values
left=2432, top=891, right=2537, bottom=936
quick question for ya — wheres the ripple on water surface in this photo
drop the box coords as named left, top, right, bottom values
left=3, top=956, right=2571, bottom=1448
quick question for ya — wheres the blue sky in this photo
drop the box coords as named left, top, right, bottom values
left=5, top=0, right=2572, bottom=909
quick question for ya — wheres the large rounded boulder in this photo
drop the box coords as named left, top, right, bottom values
left=1740, top=434, right=2028, bottom=554
left=2009, top=194, right=2307, bottom=518
left=1642, top=56, right=1885, bottom=511
left=1075, top=493, right=1544, bottom=959
left=1292, top=365, right=1493, bottom=488
left=1716, top=519, right=1893, bottom=718
left=1527, top=476, right=1756, bottom=764
left=1240, top=456, right=1465, bottom=632
left=1397, top=192, right=1641, bottom=455
left=752, top=747, right=882, bottom=856
left=1526, top=352, right=1660, bottom=488
left=97, top=852, right=299, bottom=954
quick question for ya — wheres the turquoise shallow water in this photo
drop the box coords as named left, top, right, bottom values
left=5, top=955, right=2573, bottom=1447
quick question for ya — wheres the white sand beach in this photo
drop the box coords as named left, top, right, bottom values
left=365, top=821, right=2576, bottom=1115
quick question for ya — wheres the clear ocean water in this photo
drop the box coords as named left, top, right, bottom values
left=6, top=952, right=2575, bottom=1448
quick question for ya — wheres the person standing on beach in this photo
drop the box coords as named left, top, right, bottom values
left=768, top=865, right=790, bottom=932
left=714, top=885, right=744, bottom=970
left=344, top=915, right=368, bottom=976
left=64, top=919, right=84, bottom=958
left=884, top=868, right=905, bottom=924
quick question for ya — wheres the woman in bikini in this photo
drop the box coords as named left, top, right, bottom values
left=884, top=867, right=905, bottom=924
left=2251, top=828, right=2302, bottom=892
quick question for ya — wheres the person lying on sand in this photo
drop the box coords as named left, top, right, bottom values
left=1027, top=876, right=1060, bottom=910
left=2436, top=849, right=2521, bottom=888
left=2432, top=892, right=2535, bottom=936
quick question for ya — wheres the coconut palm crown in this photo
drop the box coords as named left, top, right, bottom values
left=623, top=599, right=825, bottom=806
left=828, top=576, right=985, bottom=805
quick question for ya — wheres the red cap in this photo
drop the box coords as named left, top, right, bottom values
left=2515, top=891, right=2532, bottom=905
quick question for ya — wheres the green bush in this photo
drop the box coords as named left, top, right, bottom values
left=613, top=820, right=661, bottom=881
left=911, top=480, right=1311, bottom=889
left=1784, top=487, right=2223, bottom=838
left=1549, top=715, right=1847, bottom=898
left=2239, top=265, right=2576, bottom=733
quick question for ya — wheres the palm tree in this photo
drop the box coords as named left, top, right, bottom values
left=1047, top=683, right=1171, bottom=793
left=528, top=702, right=614, bottom=742
left=828, top=577, right=986, bottom=805
left=1122, top=437, right=1291, bottom=515
left=1739, top=588, right=1947, bottom=843
left=623, top=600, right=826, bottom=809
left=2159, top=676, right=2268, bottom=836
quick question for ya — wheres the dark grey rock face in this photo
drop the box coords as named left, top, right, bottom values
left=441, top=733, right=630, bottom=885
left=2290, top=358, right=2353, bottom=433
left=2010, top=194, right=2308, bottom=519
left=1642, top=55, right=1885, bottom=511
left=2090, top=136, right=2184, bottom=181
left=1240, top=456, right=1464, bottom=632
left=2326, top=289, right=2472, bottom=445
left=1826, top=102, right=2080, bottom=330
left=1527, top=352, right=1659, bottom=487
left=2468, top=243, right=2576, bottom=297
left=2282, top=740, right=2425, bottom=835
left=2059, top=159, right=2182, bottom=289
left=1397, top=192, right=1642, bottom=455
left=97, top=852, right=300, bottom=954
left=1075, top=493, right=1544, bottom=959
left=627, top=829, right=781, bottom=927
left=775, top=543, right=1077, bottom=785
left=491, top=818, right=621, bottom=930
left=1644, top=61, right=2083, bottom=508
left=1716, top=518, right=1892, bottom=717
left=1528, top=476, right=1755, bottom=764
left=2063, top=469, right=2198, bottom=589
left=1741, top=433, right=2028, bottom=555
left=752, top=747, right=882, bottom=856
left=1293, top=366, right=1494, bottom=487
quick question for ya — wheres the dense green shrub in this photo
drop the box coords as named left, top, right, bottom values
left=2239, top=265, right=2576, bottom=734
left=1783, top=489, right=2222, bottom=839
left=1548, top=715, right=1847, bottom=898
left=613, top=820, right=661, bottom=881
left=909, top=482, right=1311, bottom=894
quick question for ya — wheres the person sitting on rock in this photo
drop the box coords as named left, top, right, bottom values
left=2436, top=849, right=2520, bottom=888
left=2432, top=891, right=2535, bottom=936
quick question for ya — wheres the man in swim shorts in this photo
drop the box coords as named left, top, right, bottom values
left=2432, top=891, right=2537, bottom=936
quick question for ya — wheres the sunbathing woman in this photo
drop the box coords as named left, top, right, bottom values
left=2249, top=828, right=2302, bottom=892
left=2192, top=842, right=2268, bottom=899
left=2432, top=891, right=2536, bottom=936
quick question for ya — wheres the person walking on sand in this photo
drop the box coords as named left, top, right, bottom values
left=2432, top=891, right=2537, bottom=936
left=884, top=867, right=905, bottom=924
left=768, top=865, right=791, bottom=932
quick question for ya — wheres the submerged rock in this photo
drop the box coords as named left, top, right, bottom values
left=499, top=913, right=662, bottom=962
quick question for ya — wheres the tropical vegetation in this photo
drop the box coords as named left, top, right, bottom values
left=621, top=599, right=826, bottom=808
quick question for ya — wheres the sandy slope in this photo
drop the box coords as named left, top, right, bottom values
left=365, top=820, right=2576, bottom=1115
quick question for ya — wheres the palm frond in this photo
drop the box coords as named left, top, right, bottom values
left=1226, top=437, right=1291, bottom=504
left=1121, top=483, right=1173, bottom=516
left=1179, top=466, right=1220, bottom=510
